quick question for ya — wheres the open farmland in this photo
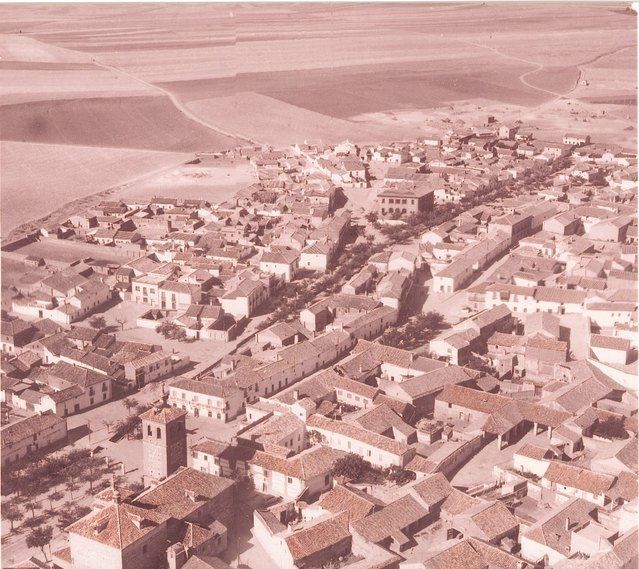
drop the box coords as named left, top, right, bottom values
left=0, top=96, right=239, bottom=152
left=522, top=66, right=581, bottom=96
left=186, top=92, right=416, bottom=146
left=0, top=61, right=156, bottom=105
left=168, top=57, right=549, bottom=121
left=0, top=141, right=189, bottom=238
left=0, top=2, right=635, bottom=236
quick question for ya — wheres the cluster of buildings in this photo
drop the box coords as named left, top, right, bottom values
left=1, top=119, right=637, bottom=569
left=1, top=321, right=187, bottom=425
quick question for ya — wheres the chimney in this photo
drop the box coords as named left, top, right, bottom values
left=184, top=489, right=198, bottom=502
left=293, top=389, right=300, bottom=401
left=294, top=333, right=300, bottom=344
left=565, top=517, right=571, bottom=531
left=167, top=543, right=188, bottom=569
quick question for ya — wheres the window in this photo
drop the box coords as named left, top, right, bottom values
left=287, top=476, right=293, bottom=484
left=147, top=425, right=152, bottom=437
left=142, top=545, right=147, bottom=555
left=156, top=428, right=161, bottom=439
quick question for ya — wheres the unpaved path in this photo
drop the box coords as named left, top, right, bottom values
left=457, top=39, right=636, bottom=101
left=92, top=59, right=265, bottom=147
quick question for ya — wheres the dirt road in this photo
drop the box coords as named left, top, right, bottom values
left=92, top=59, right=264, bottom=146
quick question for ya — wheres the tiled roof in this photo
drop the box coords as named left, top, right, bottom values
left=307, top=415, right=411, bottom=456
left=139, top=402, right=187, bottom=424
left=1, top=413, right=66, bottom=448
left=284, top=512, right=351, bottom=563
left=421, top=540, right=486, bottom=569
left=590, top=334, right=631, bottom=351
left=514, top=444, right=553, bottom=461
left=353, top=339, right=446, bottom=373
left=133, top=467, right=233, bottom=521
left=470, top=501, right=518, bottom=541
left=437, top=385, right=511, bottom=415
left=351, top=494, right=427, bottom=543
left=523, top=499, right=596, bottom=555
left=318, top=484, right=383, bottom=521
left=249, top=445, right=344, bottom=480
left=171, top=378, right=241, bottom=400
left=46, top=361, right=106, bottom=388
left=543, top=462, right=615, bottom=495
left=410, top=473, right=452, bottom=507
left=67, top=501, right=168, bottom=549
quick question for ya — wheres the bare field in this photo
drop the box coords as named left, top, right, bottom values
left=0, top=3, right=635, bottom=234
left=0, top=96, right=238, bottom=152
left=0, top=33, right=90, bottom=63
left=116, top=157, right=258, bottom=204
left=186, top=93, right=416, bottom=146
left=524, top=66, right=581, bottom=95
left=167, top=57, right=548, bottom=122
left=0, top=64, right=156, bottom=105
left=0, top=141, right=190, bottom=237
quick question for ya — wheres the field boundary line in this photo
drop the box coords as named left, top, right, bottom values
left=91, top=59, right=265, bottom=147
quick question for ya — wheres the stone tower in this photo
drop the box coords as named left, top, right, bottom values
left=140, top=387, right=187, bottom=481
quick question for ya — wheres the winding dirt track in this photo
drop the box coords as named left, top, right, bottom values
left=457, top=39, right=636, bottom=103
left=92, top=58, right=265, bottom=147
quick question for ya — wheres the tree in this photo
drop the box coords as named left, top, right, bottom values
left=385, top=466, right=415, bottom=486
left=47, top=491, right=63, bottom=510
left=23, top=499, right=42, bottom=519
left=331, top=453, right=369, bottom=481
left=89, top=315, right=107, bottom=330
left=157, top=321, right=187, bottom=341
left=4, top=503, right=23, bottom=531
left=26, top=525, right=53, bottom=561
left=65, top=480, right=78, bottom=499
left=465, top=354, right=496, bottom=375
left=592, top=417, right=628, bottom=440
left=421, top=311, right=448, bottom=331
left=379, top=327, right=403, bottom=348
left=121, top=397, right=140, bottom=416
left=57, top=505, right=91, bottom=531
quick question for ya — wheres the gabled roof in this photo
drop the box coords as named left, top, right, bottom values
left=67, top=501, right=169, bottom=549
left=249, top=445, right=344, bottom=480
left=284, top=512, right=351, bottom=563
left=543, top=462, right=615, bottom=495
left=351, top=494, right=428, bottom=543
left=318, top=484, right=383, bottom=521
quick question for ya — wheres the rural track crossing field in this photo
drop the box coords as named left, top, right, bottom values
left=91, top=58, right=266, bottom=147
